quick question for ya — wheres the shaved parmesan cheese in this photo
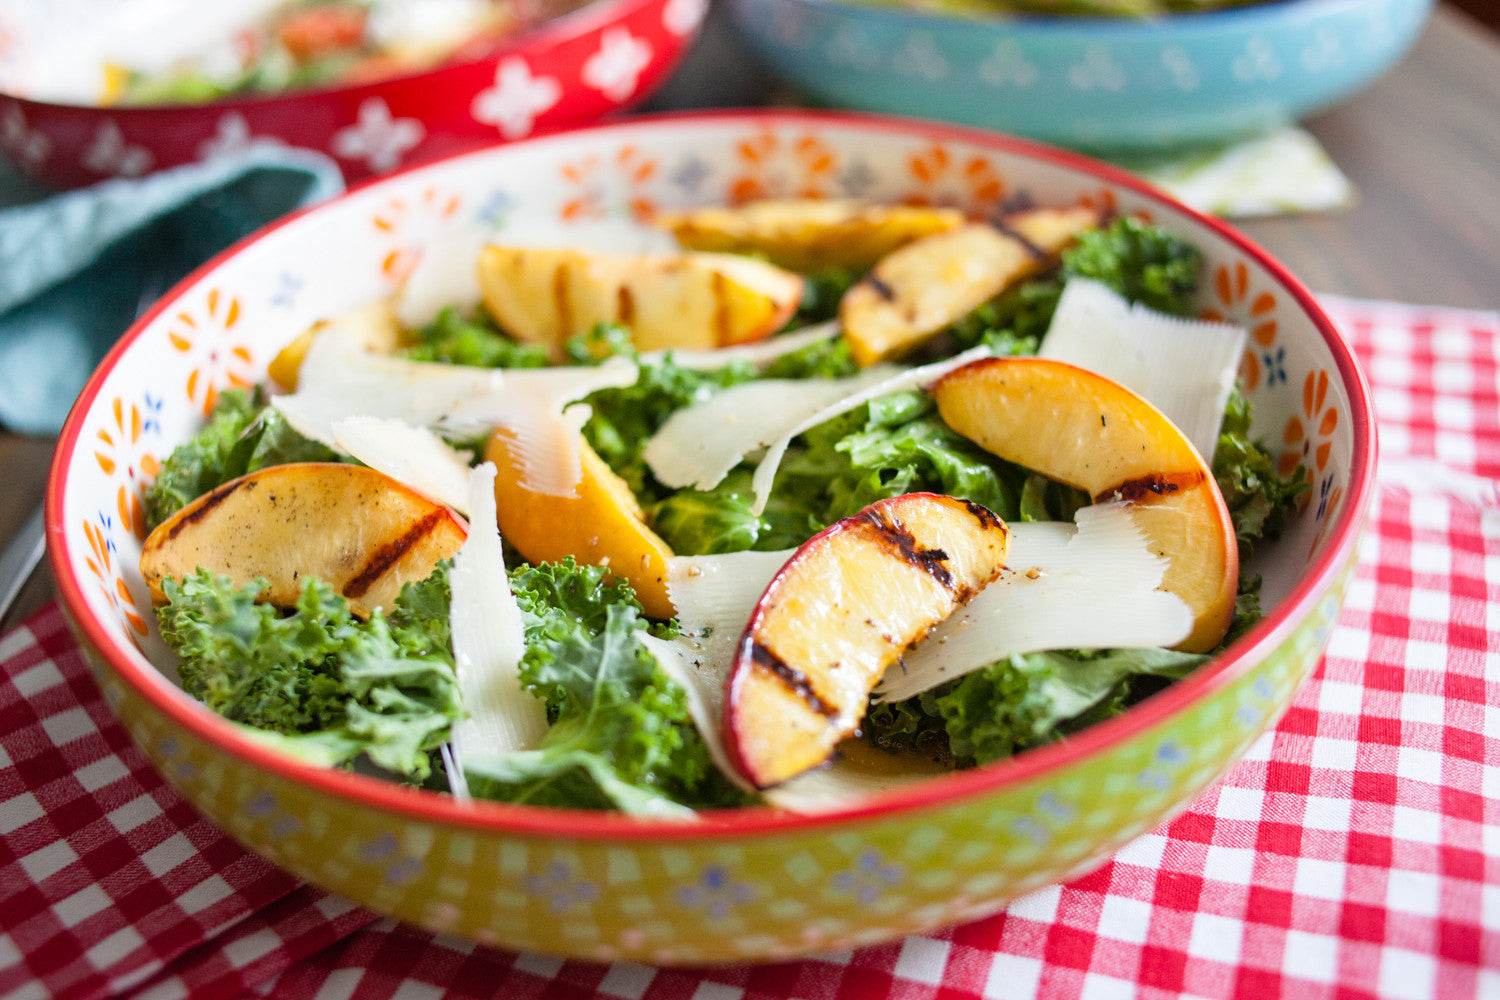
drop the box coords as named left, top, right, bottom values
left=760, top=744, right=945, bottom=814
left=1040, top=278, right=1247, bottom=460
left=873, top=502, right=1192, bottom=703
left=745, top=345, right=993, bottom=516
left=645, top=368, right=898, bottom=491
left=638, top=633, right=755, bottom=793
left=440, top=745, right=468, bottom=803
left=655, top=549, right=793, bottom=792
left=760, top=763, right=917, bottom=813
left=441, top=361, right=637, bottom=497
left=331, top=415, right=473, bottom=514
left=393, top=225, right=491, bottom=329
left=273, top=322, right=504, bottom=447
left=446, top=463, right=546, bottom=799
left=667, top=548, right=794, bottom=665
left=273, top=310, right=638, bottom=498
left=644, top=345, right=993, bottom=516
left=638, top=320, right=841, bottom=370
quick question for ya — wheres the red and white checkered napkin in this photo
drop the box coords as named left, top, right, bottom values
left=3, top=296, right=1497, bottom=1000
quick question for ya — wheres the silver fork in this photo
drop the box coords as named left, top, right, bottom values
left=0, top=505, right=44, bottom=628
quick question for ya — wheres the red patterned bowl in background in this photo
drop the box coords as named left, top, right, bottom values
left=0, top=0, right=704, bottom=188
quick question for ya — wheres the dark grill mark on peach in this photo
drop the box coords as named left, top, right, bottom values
left=864, top=273, right=897, bottom=302
left=617, top=284, right=635, bottom=327
left=343, top=509, right=447, bottom=598
left=994, top=193, right=1035, bottom=218
left=1099, top=470, right=1205, bottom=505
left=553, top=261, right=572, bottom=336
left=711, top=271, right=731, bottom=344
left=961, top=499, right=1005, bottom=532
left=947, top=584, right=978, bottom=606
left=748, top=640, right=837, bottom=718
left=166, top=478, right=252, bottom=541
left=990, top=221, right=1045, bottom=261
left=863, top=511, right=955, bottom=590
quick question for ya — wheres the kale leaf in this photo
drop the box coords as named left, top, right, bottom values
left=947, top=215, right=1204, bottom=351
left=582, top=355, right=757, bottom=501
left=794, top=268, right=860, bottom=326
left=865, top=647, right=1207, bottom=767
left=398, top=307, right=551, bottom=369
left=646, top=391, right=1025, bottom=556
left=1213, top=384, right=1310, bottom=561
left=462, top=559, right=749, bottom=813
left=156, top=565, right=460, bottom=780
left=1062, top=215, right=1203, bottom=317
left=650, top=471, right=765, bottom=555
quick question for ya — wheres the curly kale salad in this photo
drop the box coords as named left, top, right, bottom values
left=139, top=202, right=1306, bottom=817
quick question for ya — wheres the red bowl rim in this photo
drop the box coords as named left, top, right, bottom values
left=1, top=0, right=671, bottom=113
left=46, top=107, right=1378, bottom=843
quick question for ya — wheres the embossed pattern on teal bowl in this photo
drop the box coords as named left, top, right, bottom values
left=725, top=0, right=1433, bottom=150
left=47, top=110, right=1377, bottom=964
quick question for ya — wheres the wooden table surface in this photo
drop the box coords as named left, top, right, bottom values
left=1233, top=5, right=1500, bottom=311
left=2, top=2, right=1498, bottom=631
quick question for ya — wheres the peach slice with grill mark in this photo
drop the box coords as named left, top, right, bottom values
left=931, top=356, right=1238, bottom=654
left=839, top=205, right=1102, bottom=367
left=653, top=198, right=966, bottom=273
left=484, top=429, right=676, bottom=621
left=477, top=245, right=804, bottom=359
left=723, top=493, right=1010, bottom=788
left=140, top=462, right=466, bottom=617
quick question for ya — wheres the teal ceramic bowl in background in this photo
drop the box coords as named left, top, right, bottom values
left=725, top=0, right=1434, bottom=151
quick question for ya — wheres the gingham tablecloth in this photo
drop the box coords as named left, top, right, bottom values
left=2, top=296, right=1497, bottom=1000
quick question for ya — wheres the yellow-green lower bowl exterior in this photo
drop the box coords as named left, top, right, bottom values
left=70, top=533, right=1355, bottom=966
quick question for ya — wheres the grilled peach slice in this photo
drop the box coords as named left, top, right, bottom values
left=840, top=205, right=1101, bottom=367
left=477, top=245, right=804, bottom=358
left=724, top=493, right=1010, bottom=788
left=485, top=429, right=676, bottom=620
left=1004, top=204, right=1105, bottom=252
left=141, top=462, right=466, bottom=617
left=653, top=198, right=966, bottom=273
left=932, top=356, right=1237, bottom=653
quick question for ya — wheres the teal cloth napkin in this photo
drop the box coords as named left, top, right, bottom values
left=0, top=148, right=344, bottom=435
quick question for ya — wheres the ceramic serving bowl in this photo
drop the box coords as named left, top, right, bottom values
left=726, top=0, right=1432, bottom=151
left=47, top=110, right=1375, bottom=964
left=0, top=0, right=704, bottom=189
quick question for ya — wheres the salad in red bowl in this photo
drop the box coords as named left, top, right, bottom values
left=129, top=193, right=1304, bottom=815
left=103, top=0, right=595, bottom=105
